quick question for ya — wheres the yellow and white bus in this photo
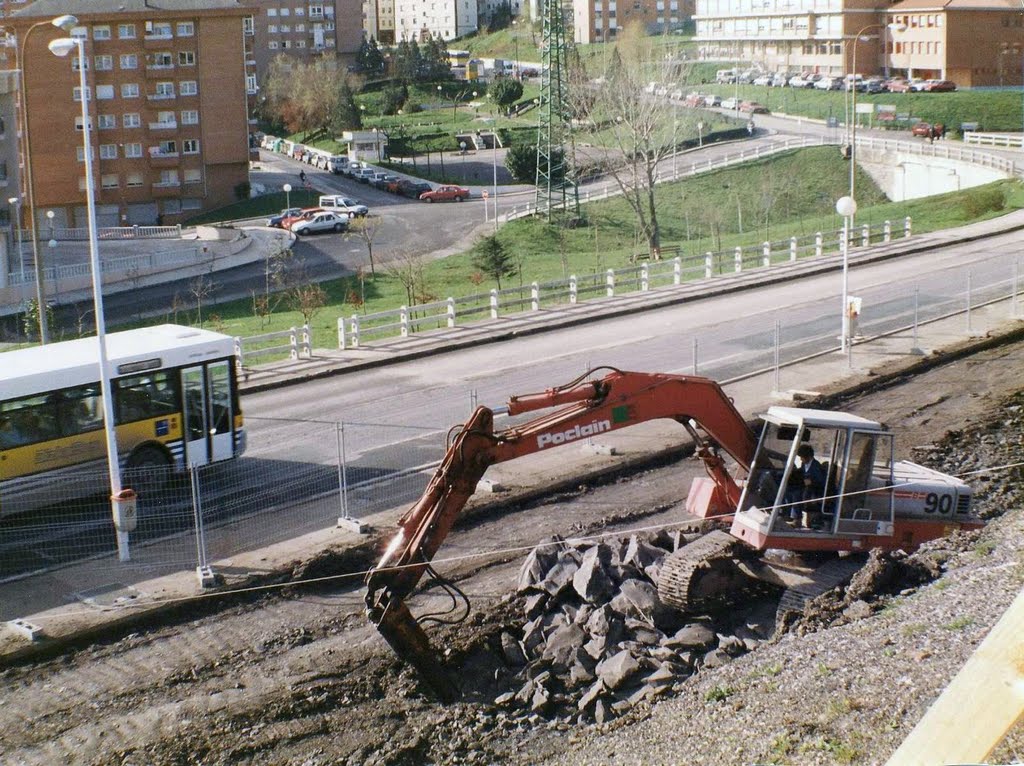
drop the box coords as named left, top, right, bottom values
left=0, top=324, right=246, bottom=516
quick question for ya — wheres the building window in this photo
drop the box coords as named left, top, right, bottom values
left=100, top=144, right=118, bottom=159
left=310, top=3, right=325, bottom=17
left=282, top=39, right=291, bottom=48
left=280, top=7, right=290, bottom=15
left=97, top=114, right=116, bottom=129
left=183, top=138, right=199, bottom=154
left=295, top=23, right=305, bottom=31
left=72, top=56, right=88, bottom=71
left=93, top=25, right=111, bottom=40
left=125, top=142, right=143, bottom=157
left=158, top=140, right=177, bottom=154
left=71, top=26, right=88, bottom=40
left=280, top=24, right=291, bottom=32
left=148, top=21, right=172, bottom=38
left=269, top=41, right=279, bottom=48
left=246, top=74, right=258, bottom=93
left=101, top=174, right=119, bottom=189
left=95, top=55, right=113, bottom=70
left=148, top=52, right=173, bottom=68
left=122, top=83, right=140, bottom=98
left=155, top=81, right=175, bottom=97
left=295, top=6, right=305, bottom=14
left=96, top=84, right=114, bottom=100
left=180, top=109, right=199, bottom=124
left=267, top=8, right=278, bottom=15
left=120, top=53, right=138, bottom=69
left=182, top=197, right=202, bottom=209
left=176, top=21, right=194, bottom=36
left=123, top=113, right=141, bottom=129
left=244, top=15, right=254, bottom=34
left=74, top=116, right=93, bottom=131
left=73, top=86, right=91, bottom=102
left=127, top=172, right=144, bottom=187
left=158, top=169, right=179, bottom=185
left=268, top=24, right=279, bottom=32
left=76, top=146, right=94, bottom=162
left=179, top=81, right=197, bottom=96
left=118, top=23, right=136, bottom=39
left=156, top=110, right=176, bottom=125
left=296, top=39, right=306, bottom=47
left=178, top=51, right=195, bottom=66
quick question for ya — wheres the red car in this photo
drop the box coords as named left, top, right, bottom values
left=924, top=79, right=957, bottom=92
left=281, top=207, right=324, bottom=229
left=419, top=185, right=470, bottom=203
left=739, top=100, right=769, bottom=114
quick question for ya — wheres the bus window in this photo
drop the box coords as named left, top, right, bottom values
left=115, top=371, right=179, bottom=424
left=54, top=385, right=104, bottom=436
left=0, top=396, right=60, bottom=448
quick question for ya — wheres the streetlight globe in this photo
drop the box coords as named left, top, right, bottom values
left=46, top=210, right=54, bottom=220
left=7, top=196, right=17, bottom=205
left=48, top=238, right=57, bottom=249
left=836, top=196, right=858, bottom=217
left=48, top=37, right=76, bottom=57
left=283, top=183, right=292, bottom=192
left=51, top=14, right=79, bottom=31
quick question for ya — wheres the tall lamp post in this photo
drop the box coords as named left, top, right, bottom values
left=283, top=183, right=292, bottom=210
left=836, top=195, right=858, bottom=355
left=20, top=13, right=80, bottom=344
left=7, top=196, right=23, bottom=281
left=49, top=33, right=135, bottom=561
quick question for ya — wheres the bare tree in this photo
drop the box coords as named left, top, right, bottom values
left=189, top=275, right=216, bottom=327
left=569, top=22, right=699, bottom=258
left=384, top=251, right=430, bottom=308
left=348, top=215, right=380, bottom=277
left=286, top=282, right=328, bottom=326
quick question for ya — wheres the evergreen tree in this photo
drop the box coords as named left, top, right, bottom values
left=504, top=142, right=536, bottom=183
left=365, top=37, right=385, bottom=72
left=394, top=39, right=414, bottom=83
left=409, top=39, right=424, bottom=81
left=489, top=77, right=524, bottom=114
left=330, top=81, right=363, bottom=132
left=471, top=235, right=518, bottom=289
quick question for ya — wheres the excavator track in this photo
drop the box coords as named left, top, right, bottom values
left=658, top=530, right=764, bottom=613
left=774, top=555, right=866, bottom=632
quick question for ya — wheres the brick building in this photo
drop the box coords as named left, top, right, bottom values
left=11, top=0, right=252, bottom=227
left=573, top=0, right=691, bottom=44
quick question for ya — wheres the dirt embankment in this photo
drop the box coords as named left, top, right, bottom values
left=1, top=341, right=1024, bottom=766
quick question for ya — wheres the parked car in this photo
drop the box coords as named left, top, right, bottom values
left=814, top=76, right=842, bottom=91
left=720, top=97, right=739, bottom=110
left=290, top=211, right=349, bottom=236
left=266, top=207, right=304, bottom=228
left=752, top=73, right=773, bottom=87
left=859, top=77, right=887, bottom=94
left=684, top=92, right=705, bottom=107
left=739, top=100, right=769, bottom=114
left=368, top=172, right=393, bottom=189
left=419, top=184, right=470, bottom=203
left=908, top=78, right=929, bottom=92
left=353, top=168, right=377, bottom=183
left=771, top=72, right=791, bottom=87
left=318, top=195, right=368, bottom=217
left=281, top=207, right=324, bottom=230
left=911, top=121, right=945, bottom=139
left=329, top=156, right=349, bottom=174
left=396, top=180, right=433, bottom=199
left=924, top=79, right=957, bottom=92
left=703, top=94, right=722, bottom=107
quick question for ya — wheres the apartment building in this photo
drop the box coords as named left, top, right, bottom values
left=573, top=0, right=692, bottom=44
left=364, top=0, right=396, bottom=43
left=693, top=0, right=890, bottom=76
left=391, top=0, right=479, bottom=41
left=888, top=0, right=1024, bottom=86
left=11, top=0, right=251, bottom=227
left=241, top=0, right=363, bottom=82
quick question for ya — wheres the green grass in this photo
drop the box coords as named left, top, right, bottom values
left=184, top=190, right=321, bottom=226
left=105, top=147, right=1024, bottom=350
left=704, top=685, right=735, bottom=702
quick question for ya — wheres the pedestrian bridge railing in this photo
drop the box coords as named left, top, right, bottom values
left=337, top=217, right=912, bottom=349
left=235, top=325, right=311, bottom=372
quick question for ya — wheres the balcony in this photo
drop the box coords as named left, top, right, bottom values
left=148, top=149, right=180, bottom=167
left=143, top=32, right=174, bottom=47
left=148, top=120, right=178, bottom=131
left=145, top=64, right=175, bottom=78
left=151, top=181, right=181, bottom=197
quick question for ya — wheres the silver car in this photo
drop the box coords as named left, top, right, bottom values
left=290, top=211, right=349, bottom=235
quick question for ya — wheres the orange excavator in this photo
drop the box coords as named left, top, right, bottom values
left=364, top=368, right=980, bottom=699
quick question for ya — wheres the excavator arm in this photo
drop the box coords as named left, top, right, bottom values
left=364, top=367, right=758, bottom=699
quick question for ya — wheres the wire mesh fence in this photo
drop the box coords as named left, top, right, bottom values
left=1, top=256, right=1021, bottom=616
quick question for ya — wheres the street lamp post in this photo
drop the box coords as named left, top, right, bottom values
left=7, top=196, right=23, bottom=281
left=20, top=13, right=80, bottom=344
left=492, top=140, right=498, bottom=233
left=50, top=34, right=134, bottom=561
left=836, top=195, right=858, bottom=355
left=459, top=140, right=467, bottom=179
left=283, top=183, right=292, bottom=209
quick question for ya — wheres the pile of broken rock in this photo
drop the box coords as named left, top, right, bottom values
left=493, top=533, right=776, bottom=724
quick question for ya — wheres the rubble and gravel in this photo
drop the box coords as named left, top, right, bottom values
left=2, top=342, right=1024, bottom=766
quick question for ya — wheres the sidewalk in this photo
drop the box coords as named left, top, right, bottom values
left=2, top=251, right=1022, bottom=662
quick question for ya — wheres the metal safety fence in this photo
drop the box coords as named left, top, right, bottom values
left=1, top=254, right=1022, bottom=621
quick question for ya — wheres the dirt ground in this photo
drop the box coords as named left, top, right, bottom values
left=2, top=337, right=1024, bottom=766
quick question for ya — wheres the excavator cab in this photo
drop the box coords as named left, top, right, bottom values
left=729, top=406, right=961, bottom=553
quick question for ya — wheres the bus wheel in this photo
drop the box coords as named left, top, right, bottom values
left=126, top=446, right=172, bottom=496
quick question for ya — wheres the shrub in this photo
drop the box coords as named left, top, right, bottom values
left=961, top=187, right=1005, bottom=217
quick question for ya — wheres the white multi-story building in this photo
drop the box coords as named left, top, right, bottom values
left=391, top=0, right=479, bottom=40
left=574, top=0, right=689, bottom=44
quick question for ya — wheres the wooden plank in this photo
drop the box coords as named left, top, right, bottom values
left=885, top=587, right=1024, bottom=766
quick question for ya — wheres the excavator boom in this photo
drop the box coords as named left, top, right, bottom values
left=364, top=368, right=757, bottom=698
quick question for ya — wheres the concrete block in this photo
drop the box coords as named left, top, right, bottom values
left=581, top=442, right=617, bottom=456
left=6, top=618, right=44, bottom=641
left=337, top=516, right=368, bottom=534
left=478, top=478, right=506, bottom=493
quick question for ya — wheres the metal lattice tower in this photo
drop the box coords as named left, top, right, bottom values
left=534, top=0, right=579, bottom=221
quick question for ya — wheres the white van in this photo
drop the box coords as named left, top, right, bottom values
left=329, top=156, right=349, bottom=175
left=716, top=68, right=737, bottom=84
left=318, top=194, right=369, bottom=217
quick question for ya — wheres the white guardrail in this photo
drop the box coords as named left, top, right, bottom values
left=963, top=132, right=1024, bottom=150
left=337, top=217, right=912, bottom=349
left=235, top=325, right=311, bottom=371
